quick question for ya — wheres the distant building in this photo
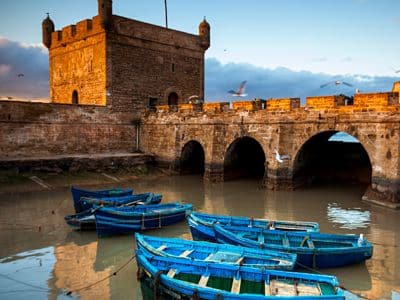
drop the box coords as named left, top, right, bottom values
left=42, top=0, right=210, bottom=113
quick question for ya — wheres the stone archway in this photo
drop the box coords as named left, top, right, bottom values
left=224, top=136, right=265, bottom=181
left=293, top=131, right=372, bottom=187
left=180, top=140, right=205, bottom=175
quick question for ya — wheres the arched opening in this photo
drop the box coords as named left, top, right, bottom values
left=168, top=92, right=179, bottom=106
left=180, top=141, right=205, bottom=175
left=72, top=90, right=78, bottom=104
left=293, top=131, right=372, bottom=187
left=224, top=136, right=265, bottom=181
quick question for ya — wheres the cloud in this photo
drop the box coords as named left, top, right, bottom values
left=205, top=58, right=397, bottom=102
left=341, top=56, right=353, bottom=62
left=0, top=37, right=49, bottom=99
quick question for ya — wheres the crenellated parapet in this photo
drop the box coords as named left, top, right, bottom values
left=150, top=92, right=400, bottom=115
left=50, top=17, right=104, bottom=49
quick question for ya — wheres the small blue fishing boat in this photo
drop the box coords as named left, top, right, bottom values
left=136, top=249, right=345, bottom=299
left=71, top=186, right=133, bottom=212
left=64, top=193, right=162, bottom=230
left=213, top=224, right=373, bottom=269
left=95, top=202, right=193, bottom=237
left=135, top=233, right=297, bottom=270
left=188, top=212, right=319, bottom=242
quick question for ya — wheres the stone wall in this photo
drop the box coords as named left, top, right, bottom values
left=0, top=101, right=135, bottom=158
left=141, top=95, right=400, bottom=207
left=107, top=16, right=205, bottom=114
left=49, top=16, right=107, bottom=105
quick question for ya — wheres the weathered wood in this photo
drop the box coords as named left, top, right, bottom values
left=167, top=268, right=177, bottom=278
left=156, top=244, right=167, bottom=251
left=231, top=277, right=241, bottom=294
left=198, top=275, right=209, bottom=287
left=179, top=249, right=193, bottom=257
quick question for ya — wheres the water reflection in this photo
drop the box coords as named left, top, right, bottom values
left=327, top=203, right=371, bottom=229
left=0, top=176, right=399, bottom=299
left=0, top=247, right=54, bottom=299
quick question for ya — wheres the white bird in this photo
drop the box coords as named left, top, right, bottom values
left=274, top=149, right=290, bottom=163
left=228, top=81, right=247, bottom=97
left=320, top=80, right=353, bottom=88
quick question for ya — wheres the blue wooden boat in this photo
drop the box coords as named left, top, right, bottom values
left=213, top=224, right=373, bottom=269
left=136, top=249, right=345, bottom=299
left=188, top=212, right=319, bottom=242
left=95, top=202, right=193, bottom=237
left=64, top=193, right=162, bottom=230
left=135, top=233, right=297, bottom=270
left=71, top=186, right=133, bottom=212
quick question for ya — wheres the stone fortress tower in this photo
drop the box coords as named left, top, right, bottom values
left=42, top=0, right=210, bottom=114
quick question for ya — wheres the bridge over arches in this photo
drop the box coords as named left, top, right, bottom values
left=141, top=93, right=400, bottom=209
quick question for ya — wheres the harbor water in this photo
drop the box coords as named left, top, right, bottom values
left=0, top=175, right=399, bottom=299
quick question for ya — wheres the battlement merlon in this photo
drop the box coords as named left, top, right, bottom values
left=47, top=15, right=209, bottom=53
left=50, top=17, right=104, bottom=49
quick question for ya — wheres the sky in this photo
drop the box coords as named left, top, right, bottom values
left=0, top=0, right=400, bottom=101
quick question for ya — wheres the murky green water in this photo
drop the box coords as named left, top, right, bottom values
left=0, top=175, right=399, bottom=299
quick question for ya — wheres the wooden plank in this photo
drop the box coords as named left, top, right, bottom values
left=167, top=268, right=177, bottom=278
left=231, top=277, right=241, bottom=294
left=235, top=256, right=244, bottom=265
left=156, top=244, right=167, bottom=251
left=296, top=283, right=321, bottom=296
left=198, top=275, right=209, bottom=287
left=204, top=253, right=213, bottom=261
left=265, top=281, right=271, bottom=296
left=179, top=249, right=193, bottom=257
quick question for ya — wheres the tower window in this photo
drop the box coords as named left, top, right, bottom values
left=72, top=90, right=79, bottom=104
left=148, top=97, right=158, bottom=111
left=171, top=63, right=175, bottom=73
left=168, top=92, right=178, bottom=106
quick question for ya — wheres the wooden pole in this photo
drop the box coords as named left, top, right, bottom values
left=164, top=0, right=168, bottom=28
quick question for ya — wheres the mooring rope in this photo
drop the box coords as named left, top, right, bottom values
left=64, top=254, right=136, bottom=296
left=295, top=261, right=371, bottom=300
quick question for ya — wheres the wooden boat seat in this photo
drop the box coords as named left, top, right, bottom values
left=167, top=268, right=177, bottom=278
left=307, top=239, right=315, bottom=249
left=231, top=276, right=241, bottom=294
left=198, top=275, right=209, bottom=287
left=179, top=249, right=194, bottom=258
left=270, top=280, right=321, bottom=296
left=235, top=256, right=244, bottom=265
left=156, top=244, right=167, bottom=251
left=265, top=281, right=271, bottom=295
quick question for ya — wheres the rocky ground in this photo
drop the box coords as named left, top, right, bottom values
left=0, top=165, right=173, bottom=194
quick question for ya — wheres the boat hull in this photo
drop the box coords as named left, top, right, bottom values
left=135, top=233, right=297, bottom=270
left=187, top=212, right=319, bottom=242
left=136, top=249, right=345, bottom=299
left=95, top=203, right=192, bottom=237
left=71, top=186, right=133, bottom=213
left=214, top=224, right=373, bottom=269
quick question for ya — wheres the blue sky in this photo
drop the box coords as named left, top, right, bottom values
left=0, top=0, right=399, bottom=100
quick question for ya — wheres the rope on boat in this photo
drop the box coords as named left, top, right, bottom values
left=64, top=254, right=136, bottom=297
left=295, top=261, right=371, bottom=300
left=153, top=270, right=163, bottom=300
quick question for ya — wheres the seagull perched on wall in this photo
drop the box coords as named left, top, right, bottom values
left=228, top=81, right=247, bottom=97
left=320, top=80, right=353, bottom=88
left=274, top=149, right=290, bottom=163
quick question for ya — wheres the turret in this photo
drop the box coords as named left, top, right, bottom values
left=98, top=0, right=113, bottom=30
left=199, top=17, right=210, bottom=50
left=42, top=13, right=55, bottom=49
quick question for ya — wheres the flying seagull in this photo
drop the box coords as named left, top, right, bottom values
left=274, top=149, right=290, bottom=163
left=320, top=80, right=353, bottom=88
left=228, top=81, right=247, bottom=97
left=17, top=73, right=24, bottom=78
